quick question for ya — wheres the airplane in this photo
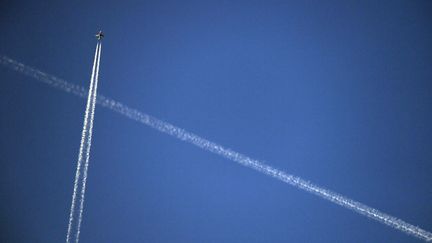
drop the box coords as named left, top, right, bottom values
left=95, top=31, right=104, bottom=40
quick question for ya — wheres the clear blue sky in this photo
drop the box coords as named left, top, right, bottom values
left=1, top=1, right=431, bottom=242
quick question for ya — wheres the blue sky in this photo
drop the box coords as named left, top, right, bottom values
left=1, top=1, right=431, bottom=242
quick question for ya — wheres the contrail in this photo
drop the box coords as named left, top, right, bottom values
left=62, top=43, right=101, bottom=243
left=1, top=55, right=431, bottom=242
left=65, top=43, right=98, bottom=243
left=75, top=43, right=101, bottom=243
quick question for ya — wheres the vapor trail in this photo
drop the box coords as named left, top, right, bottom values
left=65, top=43, right=99, bottom=243
left=75, top=43, right=101, bottom=243
left=60, top=43, right=101, bottom=243
left=1, top=55, right=431, bottom=242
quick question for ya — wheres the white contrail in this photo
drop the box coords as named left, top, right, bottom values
left=1, top=55, right=431, bottom=242
left=61, top=43, right=101, bottom=243
left=75, top=43, right=101, bottom=243
left=65, top=43, right=99, bottom=243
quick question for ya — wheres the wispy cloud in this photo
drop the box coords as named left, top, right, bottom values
left=1, top=55, right=431, bottom=242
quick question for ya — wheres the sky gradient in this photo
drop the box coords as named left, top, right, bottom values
left=1, top=1, right=432, bottom=242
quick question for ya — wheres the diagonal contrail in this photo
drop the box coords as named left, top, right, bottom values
left=60, top=42, right=101, bottom=243
left=74, top=43, right=102, bottom=243
left=1, top=55, right=431, bottom=242
left=65, top=43, right=99, bottom=243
